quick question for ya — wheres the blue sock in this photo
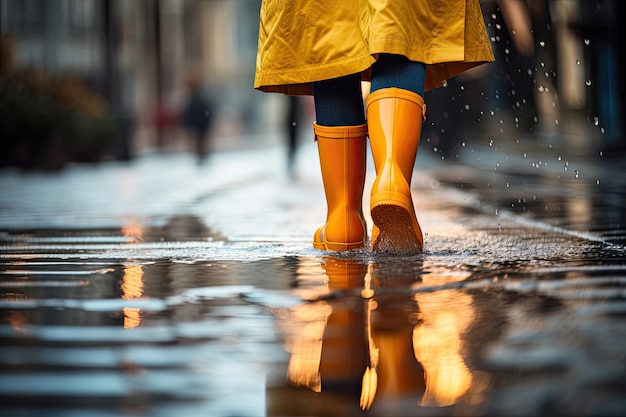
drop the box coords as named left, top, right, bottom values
left=313, top=73, right=366, bottom=127
left=370, top=54, right=426, bottom=97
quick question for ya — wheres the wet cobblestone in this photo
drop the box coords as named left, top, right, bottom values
left=1, top=139, right=625, bottom=416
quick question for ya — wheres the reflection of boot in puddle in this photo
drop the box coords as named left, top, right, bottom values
left=279, top=258, right=479, bottom=411
left=282, top=257, right=368, bottom=396
left=364, top=265, right=476, bottom=410
left=319, top=257, right=368, bottom=397
left=368, top=279, right=426, bottom=409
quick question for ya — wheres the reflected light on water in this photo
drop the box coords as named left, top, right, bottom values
left=8, top=311, right=27, bottom=332
left=276, top=258, right=483, bottom=412
left=412, top=273, right=475, bottom=407
left=282, top=302, right=332, bottom=393
left=121, top=264, right=144, bottom=329
left=121, top=218, right=144, bottom=243
left=121, top=219, right=145, bottom=328
left=360, top=268, right=379, bottom=411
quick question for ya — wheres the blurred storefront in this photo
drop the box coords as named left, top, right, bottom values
left=1, top=0, right=273, bottom=163
left=1, top=0, right=624, bottom=166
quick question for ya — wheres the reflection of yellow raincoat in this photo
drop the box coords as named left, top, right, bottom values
left=255, top=0, right=495, bottom=95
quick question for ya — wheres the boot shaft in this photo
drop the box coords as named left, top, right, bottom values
left=366, top=87, right=426, bottom=181
left=313, top=123, right=368, bottom=251
left=314, top=123, right=367, bottom=211
left=366, top=88, right=426, bottom=253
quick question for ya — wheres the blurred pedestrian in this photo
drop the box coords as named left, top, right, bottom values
left=181, top=70, right=213, bottom=162
left=255, top=0, right=494, bottom=253
left=284, top=95, right=302, bottom=177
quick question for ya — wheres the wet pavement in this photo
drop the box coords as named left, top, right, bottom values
left=1, top=132, right=626, bottom=417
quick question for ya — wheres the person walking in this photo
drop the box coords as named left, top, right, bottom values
left=255, top=0, right=495, bottom=253
left=181, top=70, right=214, bottom=162
left=284, top=95, right=302, bottom=177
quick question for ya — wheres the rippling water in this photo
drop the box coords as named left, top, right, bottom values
left=2, top=147, right=626, bottom=416
left=2, top=214, right=625, bottom=416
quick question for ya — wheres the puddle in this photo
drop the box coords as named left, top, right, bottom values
left=1, top=146, right=626, bottom=416
left=2, top=214, right=626, bottom=417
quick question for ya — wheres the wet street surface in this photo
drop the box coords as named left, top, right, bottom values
left=1, top=136, right=626, bottom=417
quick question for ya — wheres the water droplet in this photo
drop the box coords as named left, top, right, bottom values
left=584, top=39, right=590, bottom=46
left=585, top=80, right=592, bottom=86
left=575, top=170, right=579, bottom=178
left=596, top=179, right=600, bottom=185
left=576, top=60, right=581, bottom=65
left=593, top=117, right=599, bottom=126
left=539, top=40, right=545, bottom=47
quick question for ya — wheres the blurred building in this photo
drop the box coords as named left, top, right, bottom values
left=1, top=0, right=276, bottom=160
left=2, top=0, right=624, bottom=163
left=424, top=0, right=625, bottom=157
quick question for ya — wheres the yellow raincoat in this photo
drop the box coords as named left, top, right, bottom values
left=254, top=0, right=495, bottom=95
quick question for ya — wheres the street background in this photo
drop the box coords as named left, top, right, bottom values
left=2, top=1, right=626, bottom=416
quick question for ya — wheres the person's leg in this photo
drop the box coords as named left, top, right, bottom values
left=313, top=74, right=366, bottom=126
left=311, top=74, right=367, bottom=251
left=367, top=54, right=427, bottom=252
left=370, top=54, right=426, bottom=96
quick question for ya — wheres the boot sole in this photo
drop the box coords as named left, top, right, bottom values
left=371, top=203, right=423, bottom=253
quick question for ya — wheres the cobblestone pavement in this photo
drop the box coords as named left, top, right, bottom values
left=1, top=134, right=625, bottom=417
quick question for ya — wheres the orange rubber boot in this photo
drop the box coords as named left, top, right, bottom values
left=367, top=88, right=426, bottom=253
left=313, top=123, right=368, bottom=251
